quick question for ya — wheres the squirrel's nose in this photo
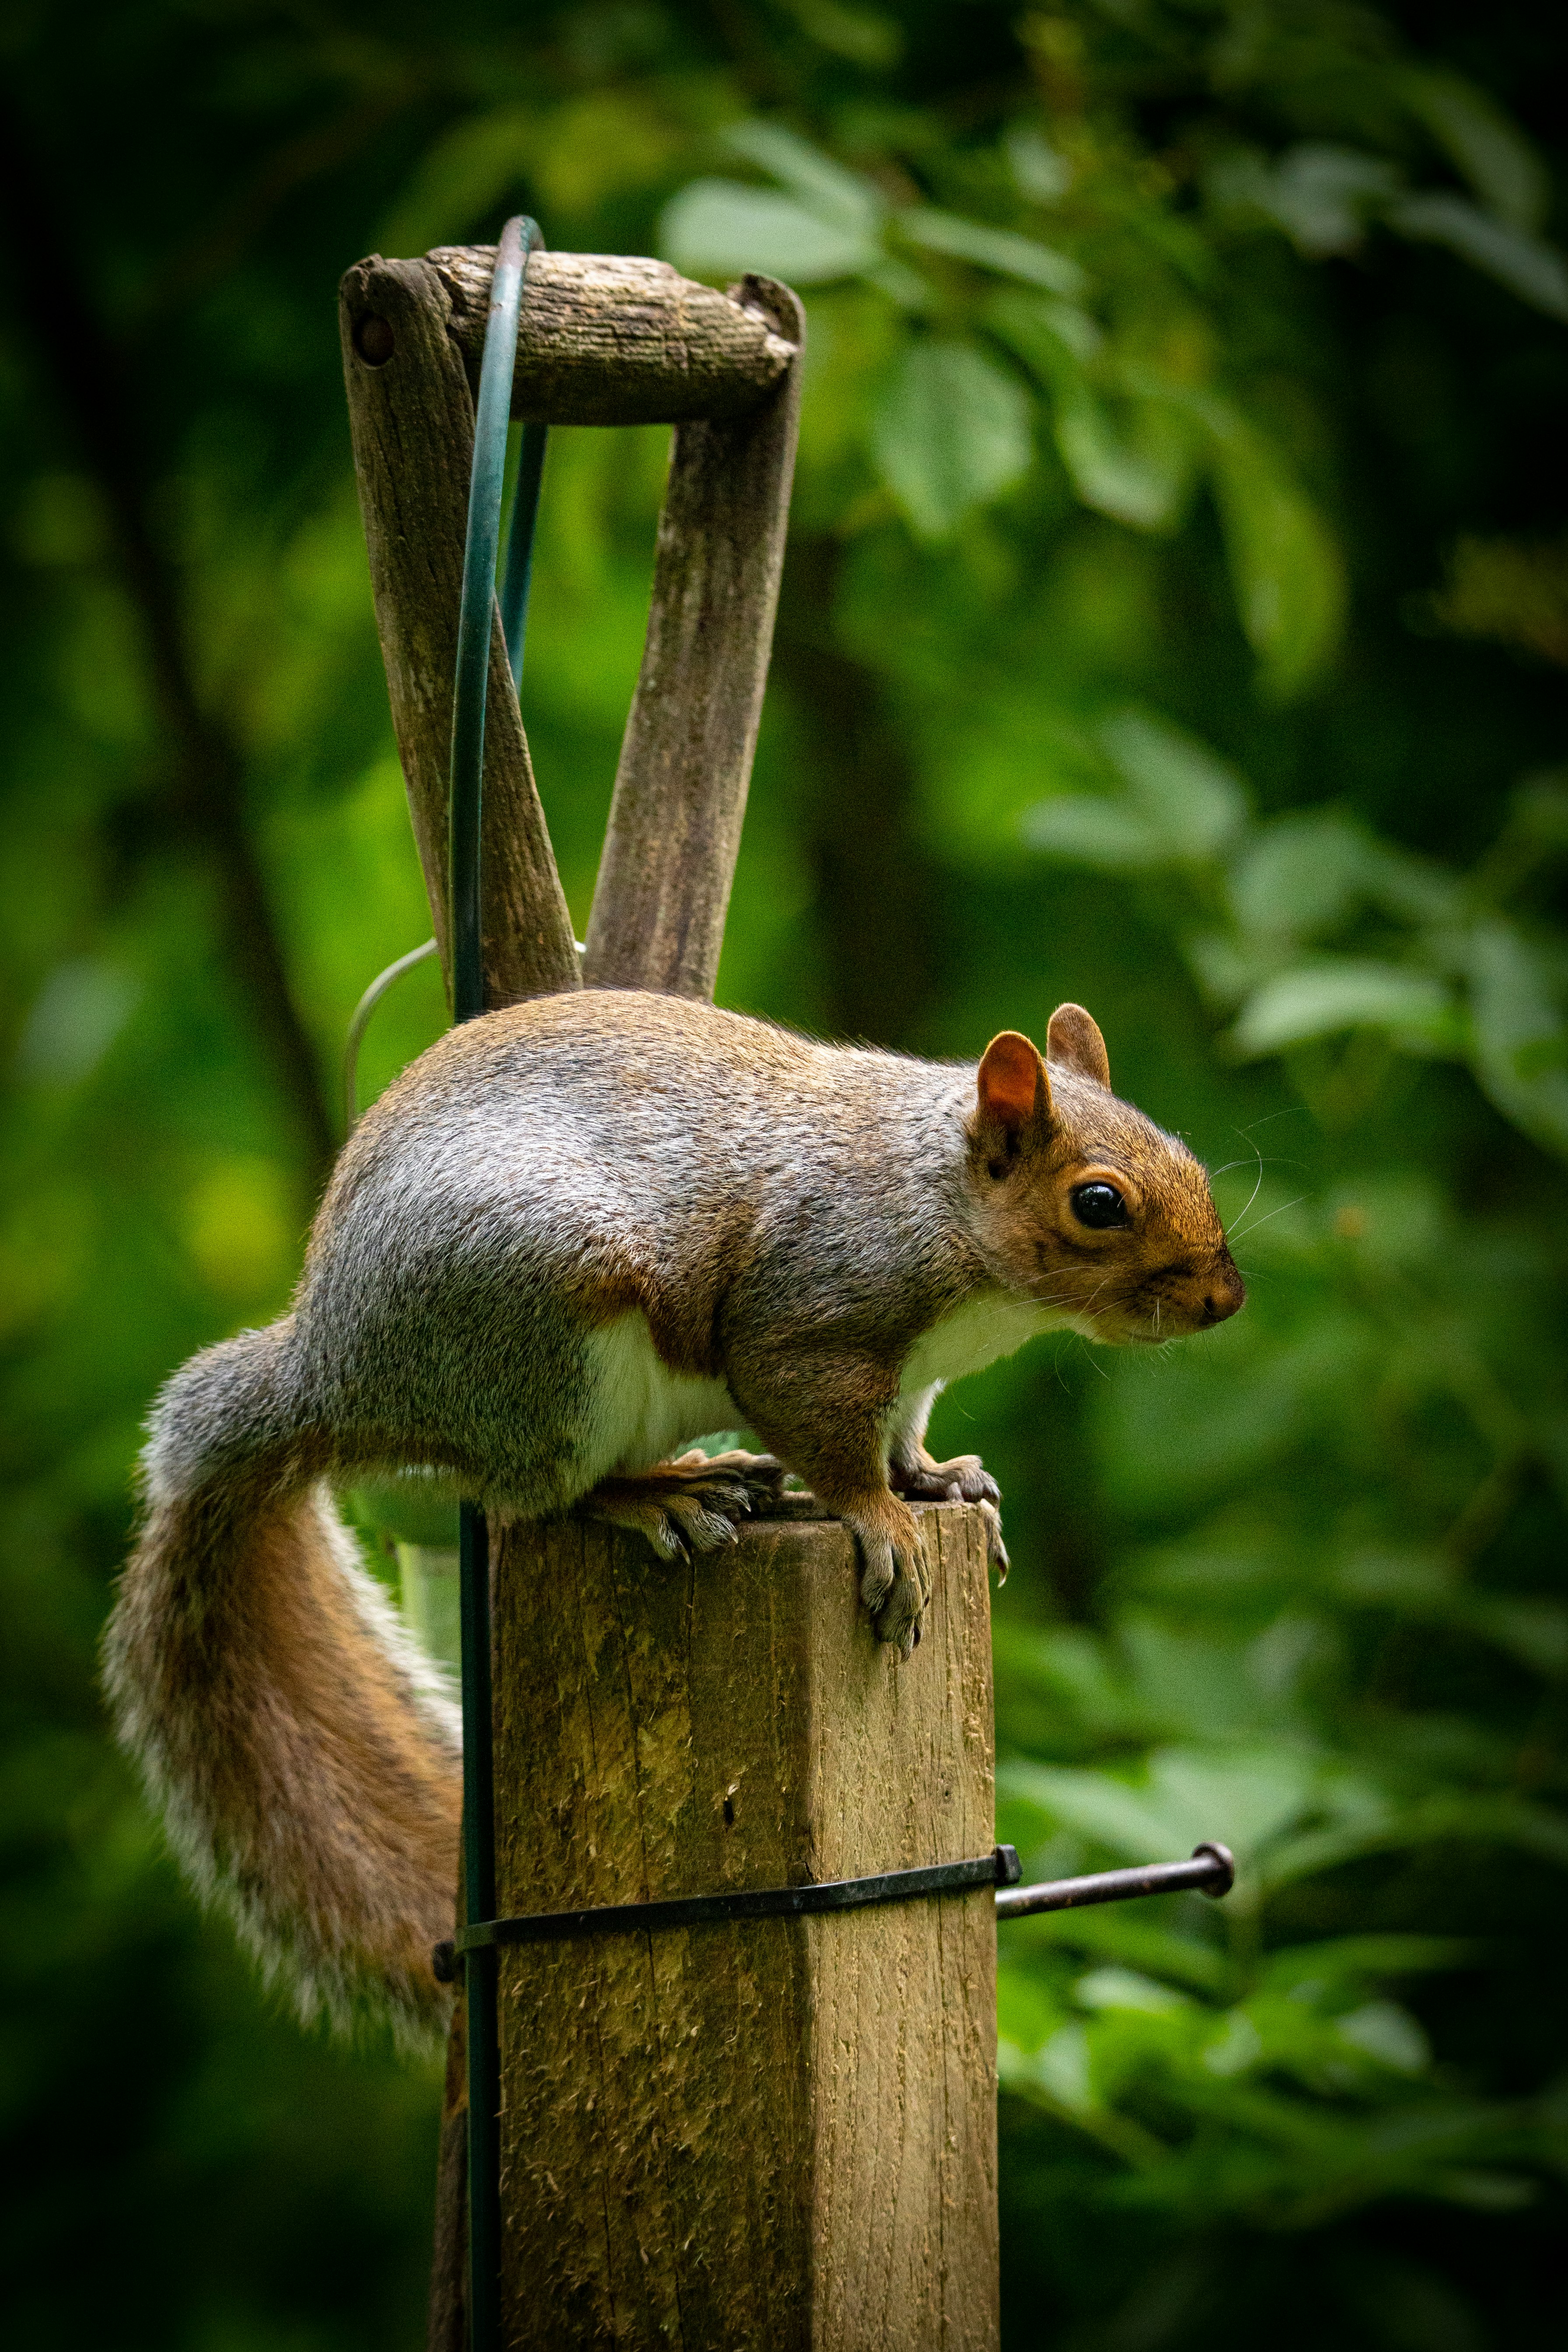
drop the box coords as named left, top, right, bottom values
left=1200, top=1261, right=1246, bottom=1326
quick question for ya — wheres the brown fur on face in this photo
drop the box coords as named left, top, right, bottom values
left=964, top=1005, right=1244, bottom=1344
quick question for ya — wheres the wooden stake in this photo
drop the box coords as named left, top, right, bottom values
left=489, top=1497, right=1000, bottom=2351
left=583, top=276, right=805, bottom=998
left=339, top=253, right=580, bottom=1007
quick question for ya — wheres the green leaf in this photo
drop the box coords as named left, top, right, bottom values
left=1228, top=813, right=1463, bottom=941
left=1229, top=961, right=1457, bottom=1057
left=1335, top=2000, right=1430, bottom=2076
left=1020, top=795, right=1165, bottom=868
left=1016, top=1903, right=1233, bottom=1996
left=659, top=180, right=881, bottom=283
left=991, top=285, right=1194, bottom=532
left=1076, top=1967, right=1190, bottom=2015
left=1263, top=1793, right=1568, bottom=1890
left=1100, top=710, right=1250, bottom=859
left=1228, top=814, right=1377, bottom=939
left=1006, top=125, right=1074, bottom=204
left=782, top=1, right=903, bottom=69
left=1261, top=1937, right=1477, bottom=1994
left=1403, top=70, right=1549, bottom=235
left=14, top=958, right=140, bottom=1086
left=1464, top=918, right=1568, bottom=1156
left=870, top=341, right=1033, bottom=538
left=1054, top=382, right=1195, bottom=529
left=1000, top=1745, right=1325, bottom=1867
left=1387, top=194, right=1568, bottom=323
left=1204, top=416, right=1346, bottom=698
left=1460, top=1597, right=1568, bottom=1677
left=995, top=1965, right=1069, bottom=2059
left=719, top=120, right=886, bottom=237
left=1021, top=712, right=1247, bottom=873
left=986, top=285, right=1104, bottom=368
left=1210, top=143, right=1401, bottom=259
left=898, top=206, right=1086, bottom=297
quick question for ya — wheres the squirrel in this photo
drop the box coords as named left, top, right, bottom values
left=103, top=988, right=1243, bottom=2043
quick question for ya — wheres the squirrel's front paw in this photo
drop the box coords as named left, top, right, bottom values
left=849, top=1503, right=930, bottom=1660
left=579, top=1452, right=784, bottom=1562
left=889, top=1450, right=1001, bottom=1506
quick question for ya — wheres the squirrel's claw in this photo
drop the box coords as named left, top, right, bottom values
left=887, top=1451, right=1007, bottom=1583
left=852, top=1513, right=931, bottom=1658
left=978, top=1499, right=1009, bottom=1583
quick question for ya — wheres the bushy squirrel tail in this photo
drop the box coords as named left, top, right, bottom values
left=102, top=1320, right=462, bottom=2044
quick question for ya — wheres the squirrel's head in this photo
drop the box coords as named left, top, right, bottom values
left=963, top=1006, right=1244, bottom=1345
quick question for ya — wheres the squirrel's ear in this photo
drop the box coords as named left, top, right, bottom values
left=975, top=1032, right=1051, bottom=1141
left=1046, top=1003, right=1111, bottom=1090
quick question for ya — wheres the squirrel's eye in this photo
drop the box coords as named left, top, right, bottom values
left=1070, top=1181, right=1128, bottom=1230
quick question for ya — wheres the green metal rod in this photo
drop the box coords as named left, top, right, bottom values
left=457, top=1499, right=498, bottom=2352
left=448, top=210, right=541, bottom=2352
left=500, top=420, right=548, bottom=688
left=449, top=212, right=540, bottom=1025
left=341, top=937, right=437, bottom=1137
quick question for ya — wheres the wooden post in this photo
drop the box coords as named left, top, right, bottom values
left=339, top=240, right=1000, bottom=2352
left=492, top=1498, right=1000, bottom=2351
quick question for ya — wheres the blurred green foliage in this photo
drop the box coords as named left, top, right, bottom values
left=3, top=3, right=1565, bottom=2346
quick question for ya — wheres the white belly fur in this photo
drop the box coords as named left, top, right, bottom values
left=899, top=1288, right=1061, bottom=1395
left=583, top=1314, right=738, bottom=1478
left=582, top=1292, right=1056, bottom=1487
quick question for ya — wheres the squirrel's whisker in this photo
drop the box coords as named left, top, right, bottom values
left=1230, top=1193, right=1307, bottom=1244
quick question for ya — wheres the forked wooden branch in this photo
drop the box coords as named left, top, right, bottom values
left=340, top=248, right=803, bottom=1007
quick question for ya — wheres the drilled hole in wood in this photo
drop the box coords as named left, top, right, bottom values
left=354, top=311, right=395, bottom=367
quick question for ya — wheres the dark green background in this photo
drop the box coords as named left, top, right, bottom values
left=3, top=4, right=1565, bottom=2346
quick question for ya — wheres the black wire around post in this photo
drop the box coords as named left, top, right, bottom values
left=448, top=210, right=542, bottom=2352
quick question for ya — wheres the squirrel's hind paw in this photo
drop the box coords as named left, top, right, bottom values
left=890, top=1450, right=1000, bottom=1507
left=577, top=1452, right=783, bottom=1562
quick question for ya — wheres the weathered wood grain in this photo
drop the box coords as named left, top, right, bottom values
left=489, top=1500, right=1000, bottom=2351
left=583, top=275, right=805, bottom=997
left=339, top=253, right=581, bottom=1008
left=429, top=247, right=797, bottom=426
